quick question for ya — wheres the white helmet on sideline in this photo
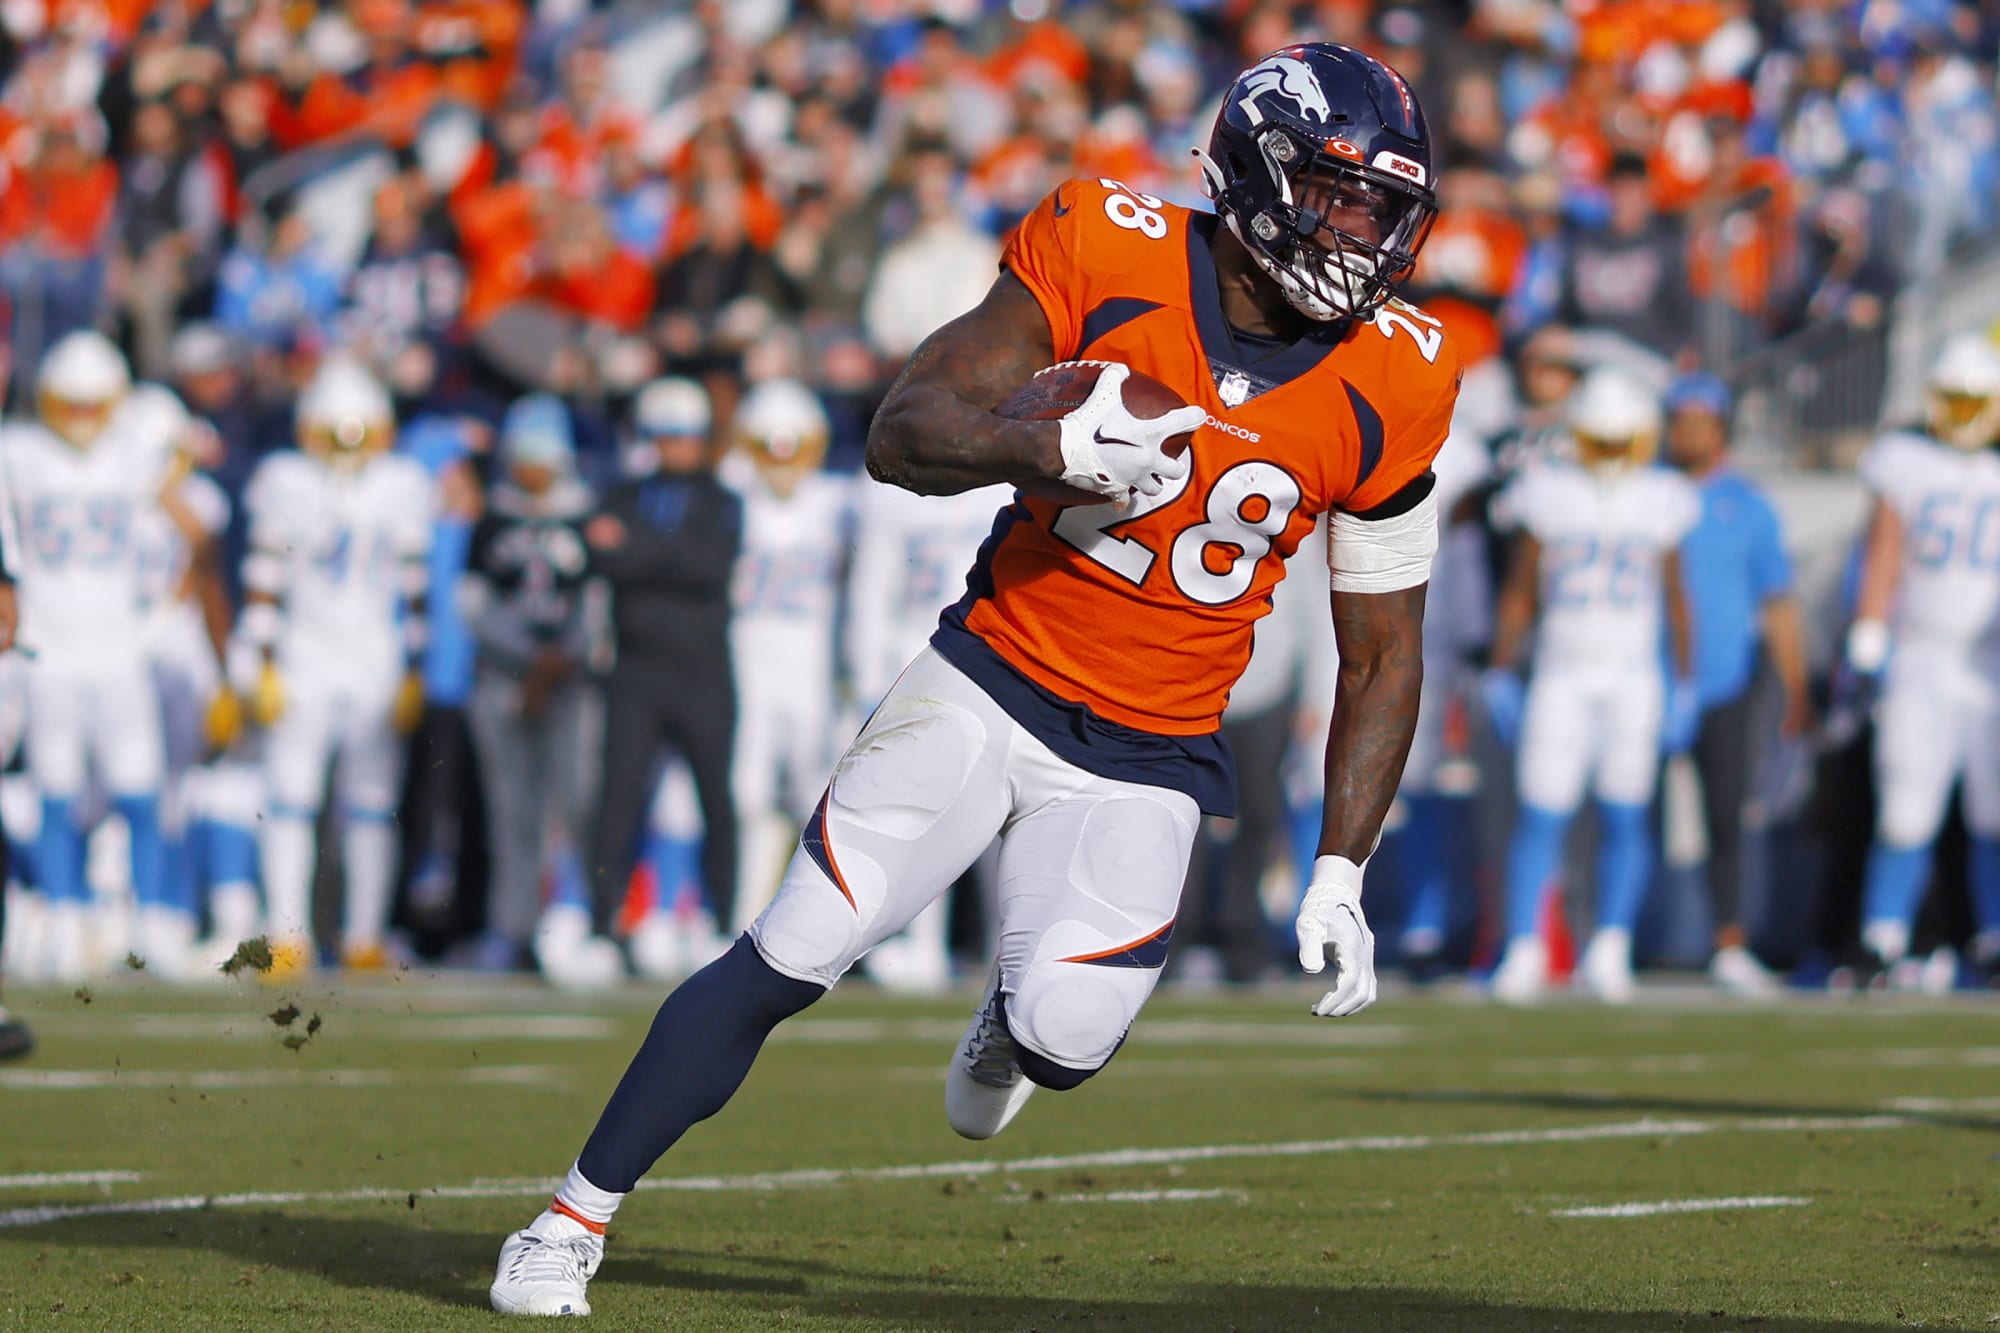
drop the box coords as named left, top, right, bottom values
left=734, top=378, right=829, bottom=496
left=633, top=377, right=712, bottom=440
left=1926, top=333, right=2000, bottom=451
left=37, top=331, right=130, bottom=448
left=1566, top=365, right=1660, bottom=473
left=297, top=356, right=394, bottom=467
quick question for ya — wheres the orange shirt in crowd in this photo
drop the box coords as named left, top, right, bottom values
left=1575, top=0, right=1726, bottom=65
left=539, top=248, right=654, bottom=332
left=986, top=20, right=1091, bottom=88
left=273, top=61, right=444, bottom=150
left=453, top=179, right=543, bottom=328
left=0, top=155, right=118, bottom=258
left=1688, top=155, right=1794, bottom=317
left=1415, top=208, right=1528, bottom=367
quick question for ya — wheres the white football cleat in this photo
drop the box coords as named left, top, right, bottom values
left=42, top=900, right=92, bottom=983
left=2, top=888, right=46, bottom=981
left=1709, top=944, right=1780, bottom=996
left=1489, top=935, right=1548, bottom=1004
left=945, top=970, right=1036, bottom=1140
left=626, top=910, right=682, bottom=982
left=1577, top=927, right=1635, bottom=1004
left=491, top=1209, right=603, bottom=1317
left=534, top=906, right=624, bottom=991
left=134, top=904, right=197, bottom=982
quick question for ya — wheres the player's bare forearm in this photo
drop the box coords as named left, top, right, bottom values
left=1662, top=549, right=1693, bottom=679
left=1488, top=533, right=1540, bottom=671
left=866, top=271, right=1065, bottom=495
left=1760, top=595, right=1813, bottom=732
left=1854, top=498, right=1903, bottom=624
left=190, top=539, right=231, bottom=662
left=1317, top=584, right=1427, bottom=864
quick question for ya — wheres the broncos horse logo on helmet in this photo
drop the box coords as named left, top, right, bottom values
left=1236, top=55, right=1332, bottom=125
left=1196, top=42, right=1438, bottom=323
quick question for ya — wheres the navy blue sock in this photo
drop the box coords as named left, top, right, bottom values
left=577, top=936, right=824, bottom=1192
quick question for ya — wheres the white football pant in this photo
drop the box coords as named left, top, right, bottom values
left=25, top=657, right=164, bottom=800
left=261, top=671, right=404, bottom=949
left=750, top=648, right=1198, bottom=1074
left=1873, top=643, right=2000, bottom=846
left=731, top=634, right=842, bottom=931
left=1516, top=662, right=1663, bottom=813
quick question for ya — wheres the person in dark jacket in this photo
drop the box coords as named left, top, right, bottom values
left=582, top=377, right=741, bottom=954
left=464, top=396, right=603, bottom=979
left=1558, top=154, right=1695, bottom=363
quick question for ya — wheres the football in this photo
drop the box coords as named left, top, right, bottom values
left=995, top=361, right=1199, bottom=505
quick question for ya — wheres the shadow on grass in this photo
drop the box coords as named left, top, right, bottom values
left=1346, top=1086, right=2000, bottom=1134
left=2, top=1209, right=1916, bottom=1330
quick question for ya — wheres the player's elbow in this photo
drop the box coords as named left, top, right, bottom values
left=864, top=395, right=930, bottom=493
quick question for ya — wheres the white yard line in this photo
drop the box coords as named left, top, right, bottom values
left=1550, top=1196, right=1811, bottom=1219
left=0, top=1114, right=1908, bottom=1231
left=1883, top=1095, right=2000, bottom=1112
left=1037, top=1188, right=1249, bottom=1205
left=0, top=1171, right=143, bottom=1189
left=87, top=1016, right=616, bottom=1042
left=0, top=1065, right=560, bottom=1091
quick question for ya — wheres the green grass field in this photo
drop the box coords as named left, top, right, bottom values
left=0, top=974, right=1996, bottom=1331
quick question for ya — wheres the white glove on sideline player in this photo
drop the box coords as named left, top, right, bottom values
left=1055, top=362, right=1204, bottom=501
left=1296, top=854, right=1378, bottom=1018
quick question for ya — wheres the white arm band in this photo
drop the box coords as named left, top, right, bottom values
left=1327, top=488, right=1439, bottom=594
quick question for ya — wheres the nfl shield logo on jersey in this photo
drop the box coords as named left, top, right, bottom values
left=1217, top=370, right=1253, bottom=408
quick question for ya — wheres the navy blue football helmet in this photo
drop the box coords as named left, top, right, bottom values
left=1195, top=43, right=1438, bottom=322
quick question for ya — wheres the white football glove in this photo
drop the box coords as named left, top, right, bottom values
left=1296, top=854, right=1378, bottom=1018
left=1055, top=362, right=1204, bottom=502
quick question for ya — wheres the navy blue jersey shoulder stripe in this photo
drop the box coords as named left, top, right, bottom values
left=1080, top=297, right=1163, bottom=353
left=1343, top=379, right=1385, bottom=494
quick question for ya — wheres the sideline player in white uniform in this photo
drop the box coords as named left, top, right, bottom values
left=720, top=379, right=852, bottom=933
left=1483, top=367, right=1699, bottom=1002
left=1847, top=334, right=2000, bottom=981
left=233, top=358, right=433, bottom=977
left=844, top=475, right=1012, bottom=991
left=1, top=333, right=188, bottom=978
left=136, top=432, right=233, bottom=977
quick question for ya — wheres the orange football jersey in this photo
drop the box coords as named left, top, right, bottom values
left=946, top=177, right=1462, bottom=737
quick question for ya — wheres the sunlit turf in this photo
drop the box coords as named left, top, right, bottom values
left=0, top=973, right=1996, bottom=1330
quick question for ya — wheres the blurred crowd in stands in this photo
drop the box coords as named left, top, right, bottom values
left=0, top=0, right=1998, bottom=999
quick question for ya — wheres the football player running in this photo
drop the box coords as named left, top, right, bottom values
left=492, top=44, right=1459, bottom=1317
left=1847, top=334, right=2000, bottom=986
left=1483, top=368, right=1700, bottom=1003
left=231, top=357, right=433, bottom=978
left=0, top=333, right=192, bottom=978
